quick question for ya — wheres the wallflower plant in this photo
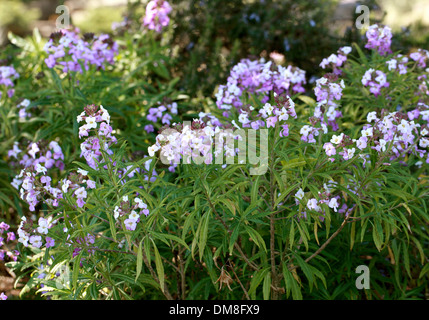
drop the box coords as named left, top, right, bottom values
left=0, top=17, right=428, bottom=301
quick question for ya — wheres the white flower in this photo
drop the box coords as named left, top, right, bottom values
left=37, top=217, right=49, bottom=234
left=114, top=206, right=121, bottom=220
left=361, top=127, right=373, bottom=137
left=28, top=143, right=40, bottom=159
left=328, top=198, right=339, bottom=212
left=35, top=163, right=47, bottom=175
left=238, top=111, right=250, bottom=125
left=100, top=105, right=110, bottom=123
left=300, top=125, right=312, bottom=137
left=340, top=46, right=352, bottom=54
left=148, top=144, right=160, bottom=157
left=295, top=188, right=305, bottom=200
left=367, top=111, right=378, bottom=123
left=129, top=210, right=140, bottom=221
left=419, top=138, right=429, bottom=148
left=85, top=116, right=97, bottom=129
left=276, top=107, right=289, bottom=121
left=330, top=133, right=344, bottom=145
left=74, top=187, right=87, bottom=199
left=62, top=179, right=71, bottom=193
left=262, top=103, right=274, bottom=116
left=122, top=195, right=129, bottom=202
left=77, top=168, right=88, bottom=176
left=135, top=198, right=147, bottom=209
left=307, top=198, right=321, bottom=212
left=379, top=139, right=387, bottom=152
left=77, top=112, right=85, bottom=123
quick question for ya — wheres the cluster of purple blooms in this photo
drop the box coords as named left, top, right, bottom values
left=44, top=29, right=118, bottom=73
left=77, top=104, right=117, bottom=169
left=361, top=68, right=389, bottom=97
left=145, top=101, right=178, bottom=133
left=17, top=216, right=55, bottom=250
left=148, top=119, right=238, bottom=168
left=386, top=54, right=409, bottom=75
left=299, top=73, right=345, bottom=143
left=71, top=233, right=96, bottom=260
left=143, top=0, right=172, bottom=33
left=113, top=194, right=150, bottom=232
left=0, top=222, right=19, bottom=263
left=322, top=105, right=429, bottom=165
left=409, top=49, right=429, bottom=68
left=233, top=93, right=297, bottom=137
left=9, top=140, right=65, bottom=211
left=16, top=99, right=32, bottom=119
left=0, top=65, right=19, bottom=98
left=365, top=24, right=393, bottom=56
left=215, top=58, right=306, bottom=115
left=292, top=183, right=354, bottom=222
left=319, top=46, right=352, bottom=75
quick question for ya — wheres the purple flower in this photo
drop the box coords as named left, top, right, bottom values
left=6, top=232, right=15, bottom=242
left=144, top=124, right=155, bottom=133
left=266, top=116, right=277, bottom=128
left=45, top=237, right=55, bottom=248
left=124, top=218, right=137, bottom=231
left=323, top=142, right=336, bottom=156
left=143, top=0, right=172, bottom=33
left=365, top=24, right=392, bottom=56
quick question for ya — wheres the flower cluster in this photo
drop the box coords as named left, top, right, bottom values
left=145, top=100, right=178, bottom=133
left=409, top=49, right=429, bottom=68
left=71, top=233, right=96, bottom=259
left=17, top=216, right=55, bottom=249
left=77, top=104, right=117, bottom=169
left=143, top=0, right=172, bottom=33
left=0, top=222, right=19, bottom=262
left=300, top=74, right=345, bottom=143
left=293, top=184, right=348, bottom=222
left=215, top=58, right=306, bottom=114
left=323, top=106, right=429, bottom=164
left=0, top=65, right=19, bottom=98
left=9, top=140, right=65, bottom=210
left=361, top=68, right=389, bottom=97
left=365, top=24, right=393, bottom=56
left=113, top=195, right=150, bottom=232
left=61, top=169, right=97, bottom=208
left=386, top=54, right=408, bottom=75
left=319, top=46, right=352, bottom=75
left=44, top=29, right=118, bottom=73
left=148, top=119, right=238, bottom=168
left=16, top=98, right=32, bottom=119
left=233, top=92, right=297, bottom=136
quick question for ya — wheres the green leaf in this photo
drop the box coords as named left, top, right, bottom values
left=244, top=225, right=267, bottom=252
left=198, top=210, right=211, bottom=260
left=262, top=272, right=271, bottom=300
left=153, top=243, right=165, bottom=293
left=282, top=263, right=302, bottom=300
left=135, top=240, right=143, bottom=282
left=248, top=267, right=270, bottom=297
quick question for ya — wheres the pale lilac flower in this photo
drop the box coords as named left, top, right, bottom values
left=124, top=218, right=137, bottom=231
left=323, top=142, right=336, bottom=156
left=29, top=235, right=43, bottom=248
